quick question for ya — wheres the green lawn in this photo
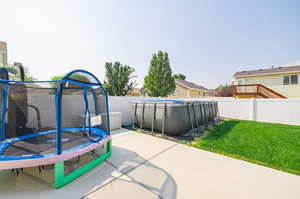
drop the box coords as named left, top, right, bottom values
left=191, top=120, right=300, bottom=175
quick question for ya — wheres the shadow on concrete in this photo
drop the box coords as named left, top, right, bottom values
left=85, top=145, right=178, bottom=199
left=0, top=144, right=177, bottom=199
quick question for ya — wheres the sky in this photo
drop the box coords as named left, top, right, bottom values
left=0, top=0, right=300, bottom=89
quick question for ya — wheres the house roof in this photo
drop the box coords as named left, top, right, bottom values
left=175, top=79, right=210, bottom=91
left=234, top=65, right=300, bottom=77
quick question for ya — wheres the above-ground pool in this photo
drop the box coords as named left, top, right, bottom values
left=131, top=100, right=219, bottom=135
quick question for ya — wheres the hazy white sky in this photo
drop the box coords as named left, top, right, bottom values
left=1, top=0, right=300, bottom=89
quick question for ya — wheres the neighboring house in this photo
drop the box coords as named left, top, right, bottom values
left=0, top=41, right=8, bottom=67
left=126, top=88, right=141, bottom=96
left=233, top=65, right=300, bottom=98
left=171, top=79, right=214, bottom=98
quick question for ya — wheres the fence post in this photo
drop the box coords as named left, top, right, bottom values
left=250, top=98, right=257, bottom=121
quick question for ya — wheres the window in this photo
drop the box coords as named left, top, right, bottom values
left=291, top=75, right=298, bottom=84
left=283, top=76, right=290, bottom=85
left=283, top=74, right=298, bottom=85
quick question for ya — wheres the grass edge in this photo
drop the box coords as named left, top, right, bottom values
left=190, top=144, right=300, bottom=176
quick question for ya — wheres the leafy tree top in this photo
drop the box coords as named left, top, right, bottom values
left=5, top=64, right=36, bottom=81
left=50, top=73, right=90, bottom=88
left=173, top=73, right=186, bottom=80
left=144, top=51, right=175, bottom=97
left=104, top=61, right=136, bottom=96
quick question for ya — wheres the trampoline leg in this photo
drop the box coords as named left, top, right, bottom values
left=54, top=139, right=112, bottom=189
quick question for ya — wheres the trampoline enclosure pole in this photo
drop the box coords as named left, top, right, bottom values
left=0, top=83, right=9, bottom=140
left=55, top=83, right=63, bottom=155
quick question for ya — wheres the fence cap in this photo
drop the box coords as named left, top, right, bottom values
left=129, top=100, right=216, bottom=105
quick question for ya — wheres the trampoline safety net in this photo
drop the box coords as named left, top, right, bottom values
left=0, top=71, right=110, bottom=157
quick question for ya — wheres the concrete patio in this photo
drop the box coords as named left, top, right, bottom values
left=0, top=128, right=299, bottom=199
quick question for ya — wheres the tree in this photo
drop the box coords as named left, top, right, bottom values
left=6, top=64, right=36, bottom=81
left=103, top=62, right=136, bottom=96
left=50, top=73, right=90, bottom=88
left=144, top=51, right=175, bottom=97
left=173, top=73, right=186, bottom=80
left=50, top=75, right=65, bottom=88
left=140, top=87, right=147, bottom=97
left=215, top=84, right=233, bottom=97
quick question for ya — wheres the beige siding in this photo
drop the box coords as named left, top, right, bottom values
left=268, top=85, right=300, bottom=98
left=236, top=72, right=300, bottom=86
left=190, top=90, right=207, bottom=97
left=235, top=72, right=300, bottom=98
left=245, top=74, right=289, bottom=85
left=171, top=84, right=214, bottom=98
left=171, top=84, right=189, bottom=98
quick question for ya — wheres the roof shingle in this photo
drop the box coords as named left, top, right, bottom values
left=175, top=79, right=210, bottom=91
left=234, top=65, right=300, bottom=77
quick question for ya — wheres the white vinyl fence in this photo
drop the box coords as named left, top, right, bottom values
left=215, top=98, right=300, bottom=125
left=109, top=96, right=300, bottom=126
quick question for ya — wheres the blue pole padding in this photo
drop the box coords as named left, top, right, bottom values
left=83, top=86, right=91, bottom=134
left=0, top=68, right=9, bottom=81
left=62, top=69, right=104, bottom=86
left=0, top=84, right=9, bottom=141
left=55, top=83, right=63, bottom=155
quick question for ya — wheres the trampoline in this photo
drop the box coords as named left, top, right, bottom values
left=0, top=66, right=111, bottom=188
